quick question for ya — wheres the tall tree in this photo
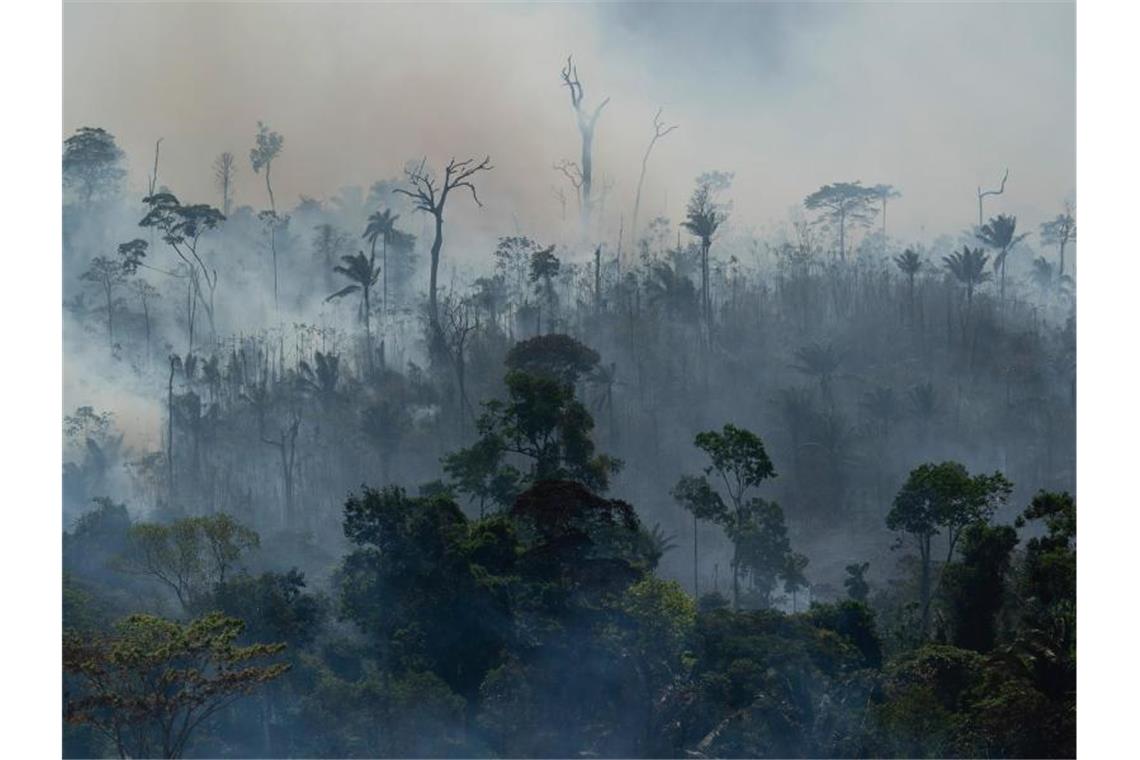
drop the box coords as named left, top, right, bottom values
left=682, top=174, right=730, bottom=342
left=976, top=214, right=1028, bottom=302
left=326, top=251, right=382, bottom=370
left=803, top=181, right=879, bottom=260
left=79, top=256, right=127, bottom=347
left=886, top=461, right=1012, bottom=638
left=139, top=192, right=226, bottom=349
left=871, top=183, right=902, bottom=240
left=363, top=208, right=399, bottom=317
left=1039, top=203, right=1076, bottom=277
left=393, top=156, right=493, bottom=345
left=630, top=108, right=678, bottom=260
left=62, top=126, right=126, bottom=206
left=672, top=424, right=780, bottom=609
left=893, top=248, right=922, bottom=323
left=560, top=55, right=610, bottom=231
left=250, top=122, right=284, bottom=308
left=213, top=151, right=236, bottom=216
left=976, top=167, right=1008, bottom=228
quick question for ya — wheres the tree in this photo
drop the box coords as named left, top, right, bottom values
left=886, top=461, right=1012, bottom=637
left=139, top=192, right=226, bottom=349
left=976, top=168, right=1008, bottom=228
left=976, top=214, right=1028, bottom=302
left=213, top=151, right=237, bottom=215
left=673, top=424, right=784, bottom=609
left=1039, top=203, right=1076, bottom=277
left=872, top=183, right=902, bottom=240
left=940, top=522, right=1019, bottom=651
left=64, top=612, right=287, bottom=759
left=529, top=244, right=561, bottom=332
left=560, top=55, right=610, bottom=230
left=792, top=341, right=842, bottom=406
left=505, top=333, right=600, bottom=386
left=803, top=181, right=879, bottom=260
left=630, top=108, right=678, bottom=257
left=79, top=256, right=127, bottom=347
left=326, top=250, right=382, bottom=371
left=363, top=208, right=400, bottom=317
left=250, top=122, right=284, bottom=308
left=394, top=156, right=493, bottom=344
left=943, top=245, right=991, bottom=328
left=63, top=126, right=125, bottom=205
left=682, top=174, right=730, bottom=340
left=249, top=121, right=283, bottom=214
left=119, top=513, right=260, bottom=611
left=893, top=248, right=922, bottom=322
left=445, top=363, right=621, bottom=509
left=844, top=562, right=871, bottom=603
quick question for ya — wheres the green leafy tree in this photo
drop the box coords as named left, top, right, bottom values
left=63, top=613, right=287, bottom=759
left=673, top=424, right=795, bottom=609
left=63, top=126, right=126, bottom=205
left=939, top=522, right=1019, bottom=652
left=119, top=513, right=259, bottom=612
left=886, top=461, right=1012, bottom=637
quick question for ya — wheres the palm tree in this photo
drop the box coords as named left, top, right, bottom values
left=943, top=245, right=992, bottom=313
left=363, top=209, right=399, bottom=318
left=977, top=214, right=1028, bottom=302
left=1030, top=256, right=1074, bottom=297
left=326, top=251, right=381, bottom=371
left=860, top=386, right=900, bottom=439
left=792, top=342, right=842, bottom=406
left=893, top=248, right=922, bottom=322
left=681, top=181, right=727, bottom=340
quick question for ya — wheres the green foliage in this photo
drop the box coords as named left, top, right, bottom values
left=63, top=612, right=288, bottom=759
left=445, top=365, right=622, bottom=507
left=120, top=513, right=259, bottom=611
left=504, top=333, right=600, bottom=385
left=939, top=522, right=1019, bottom=652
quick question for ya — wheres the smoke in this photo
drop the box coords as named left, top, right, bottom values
left=64, top=2, right=1074, bottom=253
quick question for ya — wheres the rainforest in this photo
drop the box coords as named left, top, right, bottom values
left=60, top=3, right=1076, bottom=758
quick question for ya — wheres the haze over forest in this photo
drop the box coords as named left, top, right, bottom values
left=61, top=3, right=1077, bottom=758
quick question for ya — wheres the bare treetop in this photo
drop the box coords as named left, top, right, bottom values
left=395, top=155, right=493, bottom=216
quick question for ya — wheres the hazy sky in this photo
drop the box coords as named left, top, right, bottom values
left=64, top=1, right=1074, bottom=247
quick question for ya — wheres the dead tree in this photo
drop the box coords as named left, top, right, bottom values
left=630, top=108, right=678, bottom=261
left=553, top=159, right=584, bottom=216
left=261, top=410, right=301, bottom=527
left=561, top=56, right=609, bottom=231
left=394, top=156, right=492, bottom=345
left=441, top=293, right=479, bottom=431
left=977, top=168, right=1009, bottom=228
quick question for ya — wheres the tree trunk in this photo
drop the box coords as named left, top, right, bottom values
left=429, top=213, right=444, bottom=342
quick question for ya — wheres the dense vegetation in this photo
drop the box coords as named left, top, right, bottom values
left=62, top=108, right=1075, bottom=758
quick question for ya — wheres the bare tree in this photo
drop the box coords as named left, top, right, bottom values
left=631, top=108, right=678, bottom=262
left=553, top=159, right=584, bottom=216
left=213, top=152, right=236, bottom=216
left=393, top=155, right=493, bottom=343
left=560, top=55, right=610, bottom=230
left=977, top=168, right=1008, bottom=228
